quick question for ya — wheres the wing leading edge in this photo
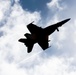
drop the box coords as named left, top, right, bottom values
left=27, top=23, right=42, bottom=34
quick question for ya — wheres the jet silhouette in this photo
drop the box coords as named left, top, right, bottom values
left=18, top=18, right=70, bottom=53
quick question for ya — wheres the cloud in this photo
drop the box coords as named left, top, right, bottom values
left=0, top=0, right=41, bottom=67
left=17, top=56, right=76, bottom=75
left=0, top=62, right=27, bottom=75
left=47, top=0, right=64, bottom=11
left=0, top=0, right=76, bottom=75
left=1, top=56, right=76, bottom=75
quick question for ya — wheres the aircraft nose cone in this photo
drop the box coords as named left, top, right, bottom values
left=66, top=18, right=71, bottom=22
left=63, top=18, right=71, bottom=24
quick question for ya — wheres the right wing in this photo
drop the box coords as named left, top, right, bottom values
left=38, top=36, right=49, bottom=50
left=27, top=23, right=42, bottom=34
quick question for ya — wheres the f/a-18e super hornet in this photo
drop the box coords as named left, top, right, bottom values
left=18, top=18, right=70, bottom=53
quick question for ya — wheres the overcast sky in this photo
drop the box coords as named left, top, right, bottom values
left=0, top=0, right=76, bottom=75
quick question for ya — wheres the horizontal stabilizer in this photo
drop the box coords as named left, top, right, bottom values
left=18, top=38, right=34, bottom=53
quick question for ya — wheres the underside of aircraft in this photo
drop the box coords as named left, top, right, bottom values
left=19, top=18, right=70, bottom=53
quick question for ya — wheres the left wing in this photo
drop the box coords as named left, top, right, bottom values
left=44, top=18, right=70, bottom=35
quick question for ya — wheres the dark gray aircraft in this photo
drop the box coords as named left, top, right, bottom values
left=18, top=18, right=70, bottom=53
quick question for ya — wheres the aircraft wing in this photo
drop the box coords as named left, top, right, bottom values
left=44, top=18, right=70, bottom=35
left=27, top=23, right=41, bottom=34
left=38, top=37, right=49, bottom=50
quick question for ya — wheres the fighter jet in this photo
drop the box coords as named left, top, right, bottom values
left=18, top=18, right=70, bottom=53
